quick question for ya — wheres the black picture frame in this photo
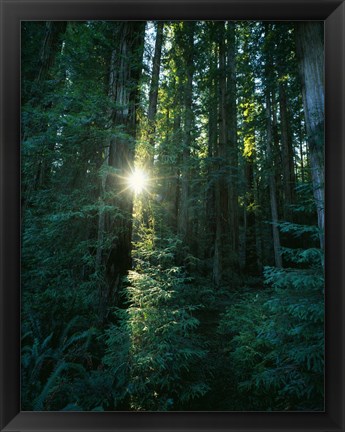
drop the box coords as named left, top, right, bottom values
left=1, top=0, right=344, bottom=431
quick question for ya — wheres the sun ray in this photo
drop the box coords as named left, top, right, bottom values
left=127, top=169, right=148, bottom=194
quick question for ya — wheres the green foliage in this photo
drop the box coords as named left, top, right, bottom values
left=277, top=221, right=320, bottom=241
left=20, top=20, right=324, bottom=413
left=21, top=317, right=102, bottom=410
left=104, top=230, right=210, bottom=410
left=219, top=222, right=324, bottom=411
left=32, top=361, right=85, bottom=411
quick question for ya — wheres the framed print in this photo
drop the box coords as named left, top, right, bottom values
left=1, top=0, right=344, bottom=431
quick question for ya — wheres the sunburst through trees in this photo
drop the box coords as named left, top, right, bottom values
left=21, top=20, right=324, bottom=412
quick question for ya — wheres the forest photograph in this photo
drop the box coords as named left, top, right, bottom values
left=21, top=20, right=324, bottom=411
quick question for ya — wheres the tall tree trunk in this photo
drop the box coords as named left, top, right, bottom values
left=226, top=21, right=239, bottom=260
left=212, top=22, right=229, bottom=286
left=244, top=158, right=260, bottom=274
left=172, top=113, right=182, bottom=230
left=140, top=22, right=164, bottom=228
left=263, top=23, right=282, bottom=268
left=36, top=22, right=67, bottom=82
left=279, top=81, right=296, bottom=220
left=97, top=22, right=145, bottom=318
left=146, top=22, right=164, bottom=168
left=295, top=22, right=324, bottom=250
left=158, top=78, right=182, bottom=233
left=177, top=22, right=195, bottom=243
left=266, top=93, right=283, bottom=268
left=204, top=24, right=218, bottom=265
left=171, top=80, right=182, bottom=231
left=212, top=21, right=238, bottom=285
left=206, top=55, right=218, bottom=262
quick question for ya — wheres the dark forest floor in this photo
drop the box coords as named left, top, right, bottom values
left=184, top=289, right=241, bottom=411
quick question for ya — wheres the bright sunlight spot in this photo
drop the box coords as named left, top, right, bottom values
left=127, top=169, right=148, bottom=194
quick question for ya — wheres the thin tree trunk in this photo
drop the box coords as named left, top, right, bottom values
left=212, top=22, right=229, bottom=286
left=206, top=63, right=217, bottom=261
left=146, top=22, right=164, bottom=168
left=279, top=81, right=296, bottom=220
left=266, top=93, right=283, bottom=268
left=226, top=21, right=239, bottom=259
left=244, top=158, right=259, bottom=274
left=171, top=80, right=182, bottom=231
left=263, top=23, right=282, bottom=268
left=253, top=171, right=263, bottom=272
left=177, top=22, right=195, bottom=243
left=212, top=197, right=222, bottom=287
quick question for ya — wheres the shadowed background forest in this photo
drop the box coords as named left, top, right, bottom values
left=21, top=20, right=324, bottom=411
